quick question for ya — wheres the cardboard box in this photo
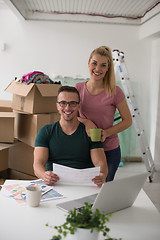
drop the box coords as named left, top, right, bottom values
left=8, top=141, right=35, bottom=176
left=0, top=100, right=12, bottom=112
left=0, top=145, right=9, bottom=171
left=15, top=112, right=60, bottom=147
left=5, top=81, right=61, bottom=114
left=0, top=178, right=5, bottom=185
left=0, top=142, right=16, bottom=172
left=8, top=169, right=38, bottom=180
left=0, top=112, right=15, bottom=143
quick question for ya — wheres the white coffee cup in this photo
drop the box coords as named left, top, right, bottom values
left=25, top=185, right=41, bottom=207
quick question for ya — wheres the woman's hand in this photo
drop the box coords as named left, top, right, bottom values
left=101, top=129, right=108, bottom=142
left=85, top=120, right=97, bottom=137
left=78, top=117, right=97, bottom=137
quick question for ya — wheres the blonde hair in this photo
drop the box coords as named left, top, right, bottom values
left=89, top=46, right=116, bottom=95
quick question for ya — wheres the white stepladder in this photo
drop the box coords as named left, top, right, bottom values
left=112, top=49, right=156, bottom=182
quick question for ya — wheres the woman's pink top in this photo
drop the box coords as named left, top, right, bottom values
left=75, top=82, right=125, bottom=151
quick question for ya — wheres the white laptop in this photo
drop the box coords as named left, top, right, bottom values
left=56, top=172, right=148, bottom=214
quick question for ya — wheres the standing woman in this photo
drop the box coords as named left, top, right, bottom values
left=75, top=46, right=132, bottom=181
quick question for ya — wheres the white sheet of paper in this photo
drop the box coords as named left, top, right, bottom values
left=53, top=163, right=100, bottom=185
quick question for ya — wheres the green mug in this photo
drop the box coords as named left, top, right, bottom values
left=90, top=128, right=102, bottom=142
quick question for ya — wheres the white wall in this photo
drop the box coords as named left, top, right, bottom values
left=150, top=38, right=160, bottom=170
left=0, top=7, right=149, bottom=100
left=0, top=6, right=160, bottom=166
left=139, top=12, right=160, bottom=168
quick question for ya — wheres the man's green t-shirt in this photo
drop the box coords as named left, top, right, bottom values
left=35, top=121, right=104, bottom=170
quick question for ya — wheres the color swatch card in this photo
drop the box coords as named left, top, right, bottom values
left=0, top=179, right=64, bottom=204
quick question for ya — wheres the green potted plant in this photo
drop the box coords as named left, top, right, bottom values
left=46, top=202, right=122, bottom=240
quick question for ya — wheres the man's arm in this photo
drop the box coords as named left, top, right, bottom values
left=90, top=148, right=108, bottom=187
left=33, top=147, right=59, bottom=185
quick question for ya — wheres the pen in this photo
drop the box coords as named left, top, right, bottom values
left=41, top=188, right=53, bottom=196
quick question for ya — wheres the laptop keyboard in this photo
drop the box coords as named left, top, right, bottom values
left=76, top=203, right=93, bottom=212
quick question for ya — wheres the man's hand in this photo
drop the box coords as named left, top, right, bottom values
left=43, top=171, right=59, bottom=185
left=92, top=172, right=106, bottom=187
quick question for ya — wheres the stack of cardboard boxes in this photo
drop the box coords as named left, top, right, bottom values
left=0, top=100, right=15, bottom=181
left=0, top=80, right=61, bottom=180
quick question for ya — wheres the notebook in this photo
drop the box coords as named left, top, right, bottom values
left=56, top=172, right=148, bottom=214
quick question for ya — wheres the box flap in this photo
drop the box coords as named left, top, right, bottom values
left=5, top=81, right=34, bottom=97
left=0, top=112, right=15, bottom=118
left=36, top=84, right=61, bottom=97
left=0, top=100, right=12, bottom=112
left=0, top=100, right=12, bottom=108
left=0, top=143, right=14, bottom=151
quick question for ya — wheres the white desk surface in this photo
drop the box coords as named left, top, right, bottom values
left=0, top=180, right=160, bottom=240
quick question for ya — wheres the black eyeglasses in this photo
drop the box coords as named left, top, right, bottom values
left=57, top=101, right=80, bottom=108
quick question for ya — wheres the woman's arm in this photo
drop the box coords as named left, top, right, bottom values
left=101, top=98, right=132, bottom=142
left=78, top=117, right=97, bottom=136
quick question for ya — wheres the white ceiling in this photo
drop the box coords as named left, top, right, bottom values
left=1, top=0, right=160, bottom=25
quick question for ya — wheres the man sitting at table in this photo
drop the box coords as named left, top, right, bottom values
left=33, top=86, right=108, bottom=187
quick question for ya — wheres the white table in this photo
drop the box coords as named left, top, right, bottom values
left=0, top=180, right=160, bottom=240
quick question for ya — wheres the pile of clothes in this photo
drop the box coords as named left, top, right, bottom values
left=17, top=71, right=60, bottom=85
